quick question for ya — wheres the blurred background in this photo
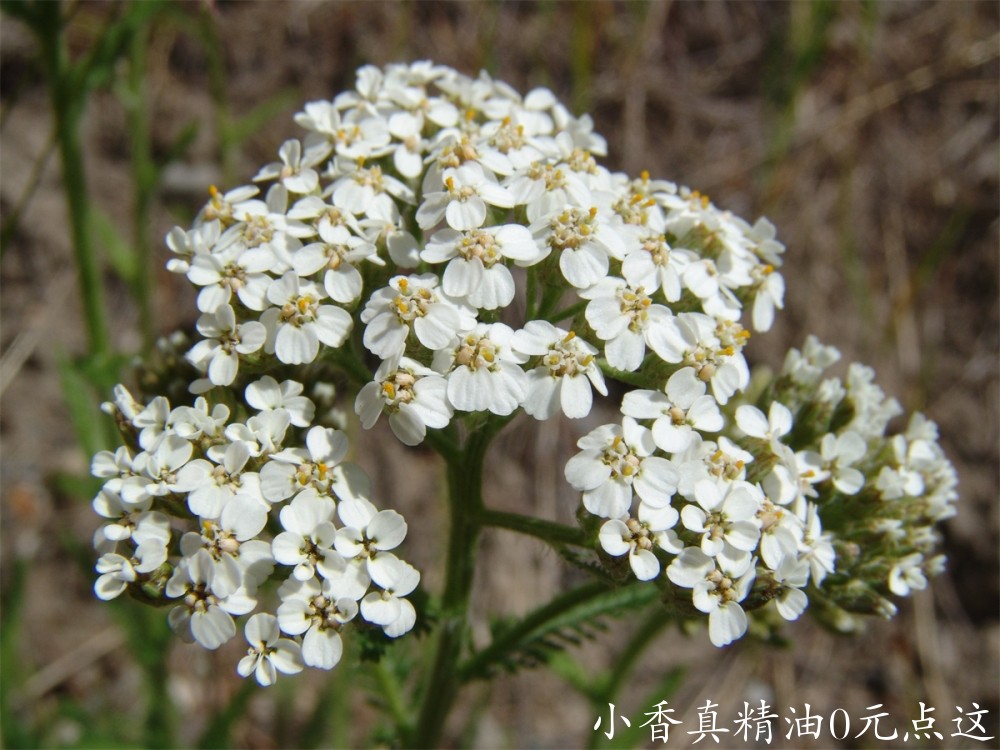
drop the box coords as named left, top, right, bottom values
left=1, top=1, right=997, bottom=747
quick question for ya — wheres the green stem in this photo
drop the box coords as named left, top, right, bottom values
left=598, top=608, right=668, bottom=703
left=545, top=298, right=587, bottom=325
left=479, top=508, right=587, bottom=548
left=373, top=659, right=413, bottom=739
left=125, top=15, right=156, bottom=353
left=38, top=1, right=110, bottom=358
left=411, top=427, right=492, bottom=747
left=458, top=579, right=611, bottom=682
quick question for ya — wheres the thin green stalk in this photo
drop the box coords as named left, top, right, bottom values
left=411, top=427, right=492, bottom=747
left=479, top=508, right=587, bottom=548
left=38, top=1, right=110, bottom=357
left=544, top=298, right=587, bottom=325
left=599, top=609, right=669, bottom=703
left=125, top=15, right=156, bottom=352
left=373, top=659, right=413, bottom=739
left=458, top=579, right=610, bottom=682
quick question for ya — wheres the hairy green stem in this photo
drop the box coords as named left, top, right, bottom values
left=38, top=1, right=110, bottom=357
left=125, top=17, right=156, bottom=353
left=479, top=508, right=587, bottom=548
left=373, top=659, right=413, bottom=739
left=411, top=427, right=492, bottom=747
left=458, top=579, right=611, bottom=682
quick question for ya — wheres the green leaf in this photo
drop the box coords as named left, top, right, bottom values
left=221, top=88, right=300, bottom=151
left=92, top=208, right=137, bottom=285
left=462, top=581, right=660, bottom=682
left=57, top=356, right=124, bottom=456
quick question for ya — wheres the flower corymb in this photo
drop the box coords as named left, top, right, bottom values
left=92, top=60, right=957, bottom=695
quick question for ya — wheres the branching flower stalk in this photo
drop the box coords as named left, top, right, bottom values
left=89, top=62, right=958, bottom=746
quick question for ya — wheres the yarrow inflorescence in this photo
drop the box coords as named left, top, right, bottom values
left=92, top=62, right=958, bottom=685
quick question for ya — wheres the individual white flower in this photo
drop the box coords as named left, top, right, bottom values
left=432, top=323, right=528, bottom=416
left=237, top=613, right=304, bottom=686
left=244, top=377, right=315, bottom=428
left=294, top=100, right=391, bottom=162
left=781, top=335, right=841, bottom=387
left=888, top=553, right=928, bottom=596
left=681, top=253, right=748, bottom=321
left=329, top=158, right=415, bottom=217
left=276, top=577, right=360, bottom=670
left=416, top=162, right=515, bottom=231
left=260, top=426, right=370, bottom=504
left=680, top=479, right=763, bottom=559
left=800, top=431, right=868, bottom=495
left=421, top=224, right=542, bottom=310
left=676, top=436, right=755, bottom=495
left=254, top=139, right=322, bottom=194
left=354, top=356, right=452, bottom=446
left=621, top=367, right=723, bottom=454
left=291, top=222, right=381, bottom=304
left=505, top=161, right=592, bottom=223
left=360, top=554, right=420, bottom=638
left=755, top=497, right=803, bottom=571
left=175, top=440, right=263, bottom=519
left=166, top=549, right=252, bottom=650
left=260, top=272, right=353, bottom=365
left=225, top=410, right=292, bottom=459
left=91, top=446, right=137, bottom=494
left=131, top=395, right=172, bottom=451
left=672, top=313, right=751, bottom=405
left=94, top=537, right=167, bottom=600
left=197, top=184, right=261, bottom=228
left=361, top=275, right=475, bottom=359
left=169, top=398, right=231, bottom=443
left=92, top=488, right=170, bottom=547
left=564, top=417, right=679, bottom=519
left=94, top=553, right=138, bottom=601
left=749, top=263, right=785, bottom=332
left=598, top=503, right=681, bottom=581
left=798, top=502, right=836, bottom=585
left=666, top=547, right=755, bottom=647
left=512, top=322, right=607, bottom=420
left=334, top=496, right=408, bottom=576
left=735, top=401, right=793, bottom=460
left=531, top=206, right=626, bottom=289
left=120, top=435, right=193, bottom=505
left=737, top=401, right=791, bottom=440
left=771, top=557, right=810, bottom=621
left=358, top=194, right=421, bottom=266
left=186, top=305, right=266, bottom=386
left=185, top=237, right=276, bottom=314
left=166, top=220, right=221, bottom=275
left=386, top=111, right=428, bottom=178
left=179, top=494, right=271, bottom=596
left=581, top=278, right=683, bottom=372
left=271, top=487, right=343, bottom=581
left=620, top=227, right=696, bottom=301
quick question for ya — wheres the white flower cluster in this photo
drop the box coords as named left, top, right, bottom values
left=566, top=367, right=835, bottom=648
left=92, top=377, right=418, bottom=685
left=777, top=338, right=958, bottom=614
left=93, top=62, right=956, bottom=668
left=164, top=61, right=784, bottom=437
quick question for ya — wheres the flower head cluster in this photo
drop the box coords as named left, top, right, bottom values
left=93, top=62, right=957, bottom=672
left=165, top=61, right=783, bottom=424
left=93, top=378, right=418, bottom=684
left=568, top=336, right=957, bottom=646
